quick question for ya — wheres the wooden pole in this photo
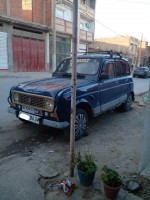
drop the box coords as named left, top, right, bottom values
left=70, top=0, right=78, bottom=177
left=52, top=0, right=56, bottom=72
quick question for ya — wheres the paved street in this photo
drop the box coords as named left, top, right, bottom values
left=133, top=77, right=150, bottom=95
left=0, top=72, right=149, bottom=200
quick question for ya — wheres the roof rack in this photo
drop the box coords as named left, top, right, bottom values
left=77, top=50, right=123, bottom=58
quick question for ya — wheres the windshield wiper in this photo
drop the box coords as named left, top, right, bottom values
left=77, top=73, right=85, bottom=77
left=60, top=72, right=85, bottom=77
left=61, top=72, right=72, bottom=77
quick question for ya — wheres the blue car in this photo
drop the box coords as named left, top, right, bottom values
left=8, top=51, right=134, bottom=141
left=133, top=67, right=150, bottom=78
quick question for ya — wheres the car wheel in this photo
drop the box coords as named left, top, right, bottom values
left=63, top=108, right=88, bottom=141
left=133, top=74, right=135, bottom=77
left=121, top=94, right=132, bottom=112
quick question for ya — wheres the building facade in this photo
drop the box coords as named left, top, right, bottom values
left=90, top=35, right=138, bottom=66
left=136, top=41, right=150, bottom=67
left=0, top=0, right=96, bottom=72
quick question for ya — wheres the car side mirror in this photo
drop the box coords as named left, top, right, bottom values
left=101, top=73, right=109, bottom=79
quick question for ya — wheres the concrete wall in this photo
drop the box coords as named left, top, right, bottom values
left=95, top=36, right=130, bottom=47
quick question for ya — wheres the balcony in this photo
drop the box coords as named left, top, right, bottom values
left=56, top=18, right=93, bottom=42
left=80, top=3, right=95, bottom=19
left=80, top=29, right=93, bottom=42
left=63, top=0, right=95, bottom=19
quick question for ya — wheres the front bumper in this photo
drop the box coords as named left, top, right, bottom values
left=8, top=107, right=69, bottom=129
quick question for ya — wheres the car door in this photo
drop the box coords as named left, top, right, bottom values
left=98, top=59, right=118, bottom=113
left=114, top=59, right=129, bottom=103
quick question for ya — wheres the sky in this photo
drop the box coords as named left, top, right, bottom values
left=95, top=0, right=150, bottom=44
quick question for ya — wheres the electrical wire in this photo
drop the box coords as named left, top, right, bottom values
left=117, top=0, right=150, bottom=5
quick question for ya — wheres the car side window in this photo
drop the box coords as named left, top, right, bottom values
left=115, top=61, right=126, bottom=77
left=103, top=62, right=115, bottom=78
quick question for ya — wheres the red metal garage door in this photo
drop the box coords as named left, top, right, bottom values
left=13, top=36, right=45, bottom=72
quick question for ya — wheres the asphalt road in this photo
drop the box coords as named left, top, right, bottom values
left=133, top=77, right=150, bottom=95
left=0, top=72, right=148, bottom=200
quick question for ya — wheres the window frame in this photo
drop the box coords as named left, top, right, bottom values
left=56, top=8, right=64, bottom=19
left=114, top=59, right=127, bottom=77
left=102, top=60, right=115, bottom=79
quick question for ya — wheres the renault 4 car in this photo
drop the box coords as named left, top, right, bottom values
left=8, top=51, right=134, bottom=141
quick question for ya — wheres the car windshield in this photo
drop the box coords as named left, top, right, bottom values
left=137, top=67, right=146, bottom=71
left=55, top=58, right=100, bottom=75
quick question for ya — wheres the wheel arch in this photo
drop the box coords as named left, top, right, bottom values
left=76, top=102, right=93, bottom=120
left=130, top=91, right=135, bottom=101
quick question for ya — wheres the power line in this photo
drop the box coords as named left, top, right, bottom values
left=117, top=0, right=150, bottom=5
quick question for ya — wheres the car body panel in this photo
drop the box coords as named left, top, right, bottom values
left=8, top=54, right=134, bottom=129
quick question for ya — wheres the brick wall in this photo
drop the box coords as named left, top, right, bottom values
left=22, top=0, right=32, bottom=21
left=0, top=0, right=51, bottom=26
left=32, top=0, right=43, bottom=24
left=0, top=0, right=5, bottom=14
left=10, top=0, right=22, bottom=18
left=22, top=10, right=32, bottom=21
left=45, top=0, right=51, bottom=26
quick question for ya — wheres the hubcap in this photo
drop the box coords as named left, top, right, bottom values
left=75, top=114, right=87, bottom=137
left=127, top=95, right=132, bottom=108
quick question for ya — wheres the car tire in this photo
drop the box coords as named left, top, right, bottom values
left=133, top=75, right=135, bottom=77
left=144, top=74, right=148, bottom=78
left=121, top=94, right=132, bottom=112
left=63, top=108, right=88, bottom=141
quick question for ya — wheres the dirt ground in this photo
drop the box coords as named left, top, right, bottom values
left=0, top=102, right=150, bottom=200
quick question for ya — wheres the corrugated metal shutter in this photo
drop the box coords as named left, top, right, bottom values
left=0, top=32, right=8, bottom=70
left=13, top=36, right=45, bottom=72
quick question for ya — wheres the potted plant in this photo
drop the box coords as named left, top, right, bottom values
left=101, top=165, right=122, bottom=199
left=74, top=151, right=97, bottom=187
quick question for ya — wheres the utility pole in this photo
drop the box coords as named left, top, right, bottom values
left=70, top=0, right=78, bottom=177
left=52, top=0, right=56, bottom=72
left=138, top=34, right=143, bottom=67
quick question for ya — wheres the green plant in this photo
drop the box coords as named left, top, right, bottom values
left=101, top=165, right=122, bottom=187
left=74, top=151, right=97, bottom=175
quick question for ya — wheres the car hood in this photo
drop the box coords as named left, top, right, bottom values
left=13, top=77, right=92, bottom=98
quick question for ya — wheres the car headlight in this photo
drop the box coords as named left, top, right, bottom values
left=12, top=92, right=19, bottom=102
left=45, top=99, right=54, bottom=111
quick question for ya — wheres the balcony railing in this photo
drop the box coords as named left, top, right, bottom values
left=80, top=29, right=93, bottom=42
left=80, top=3, right=95, bottom=19
left=64, top=0, right=95, bottom=19
left=56, top=18, right=72, bottom=34
left=56, top=18, right=93, bottom=42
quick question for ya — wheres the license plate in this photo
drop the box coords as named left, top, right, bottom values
left=19, top=112, right=40, bottom=124
left=22, top=106, right=42, bottom=116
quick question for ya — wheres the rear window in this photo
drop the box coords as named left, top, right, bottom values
left=137, top=67, right=146, bottom=71
left=115, top=61, right=126, bottom=77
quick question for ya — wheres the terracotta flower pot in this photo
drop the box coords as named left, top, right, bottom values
left=103, top=182, right=121, bottom=200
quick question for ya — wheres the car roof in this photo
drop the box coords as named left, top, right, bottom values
left=64, top=54, right=128, bottom=62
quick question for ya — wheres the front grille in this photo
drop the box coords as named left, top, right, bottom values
left=18, top=93, right=45, bottom=109
left=12, top=91, right=54, bottom=112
